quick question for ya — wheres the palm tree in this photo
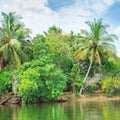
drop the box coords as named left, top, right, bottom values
left=74, top=18, right=118, bottom=94
left=0, top=12, right=31, bottom=70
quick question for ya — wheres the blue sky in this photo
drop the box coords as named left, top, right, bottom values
left=0, top=0, right=120, bottom=56
left=47, top=0, right=75, bottom=11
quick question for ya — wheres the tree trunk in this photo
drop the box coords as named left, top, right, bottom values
left=79, top=62, right=92, bottom=95
left=0, top=54, right=5, bottom=70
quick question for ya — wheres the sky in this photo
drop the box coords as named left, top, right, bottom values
left=0, top=0, right=120, bottom=56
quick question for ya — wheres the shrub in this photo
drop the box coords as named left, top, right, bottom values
left=0, top=71, right=12, bottom=93
left=15, top=59, right=67, bottom=102
left=100, top=77, right=120, bottom=96
left=86, top=85, right=94, bottom=93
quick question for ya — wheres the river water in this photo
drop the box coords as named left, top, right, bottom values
left=0, top=101, right=120, bottom=120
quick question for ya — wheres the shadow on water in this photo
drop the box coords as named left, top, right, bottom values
left=0, top=101, right=120, bottom=120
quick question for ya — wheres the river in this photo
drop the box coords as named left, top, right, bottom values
left=0, top=100, right=120, bottom=120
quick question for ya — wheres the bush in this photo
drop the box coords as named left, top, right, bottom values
left=87, top=85, right=94, bottom=93
left=0, top=71, right=12, bottom=93
left=15, top=58, right=67, bottom=102
left=100, top=77, right=120, bottom=96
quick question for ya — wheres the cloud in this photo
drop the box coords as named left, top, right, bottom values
left=0, top=0, right=120, bottom=56
left=15, top=0, right=48, bottom=10
left=90, top=0, right=114, bottom=13
left=0, top=0, right=118, bottom=36
left=0, top=0, right=58, bottom=35
left=51, top=0, right=116, bottom=34
left=114, top=26, right=120, bottom=35
left=58, top=0, right=115, bottom=17
left=113, top=26, right=120, bottom=56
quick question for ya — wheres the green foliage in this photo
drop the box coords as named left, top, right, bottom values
left=110, top=59, right=120, bottom=76
left=0, top=12, right=119, bottom=100
left=87, top=85, right=94, bottom=93
left=70, top=64, right=78, bottom=77
left=32, top=32, right=73, bottom=85
left=15, top=57, right=67, bottom=102
left=100, top=77, right=120, bottom=96
left=0, top=71, right=12, bottom=92
left=74, top=81, right=84, bottom=87
left=0, top=12, right=31, bottom=69
left=32, top=34, right=49, bottom=59
left=45, top=26, right=72, bottom=70
left=70, top=63, right=85, bottom=93
left=99, top=59, right=120, bottom=96
left=70, top=63, right=83, bottom=81
left=73, top=18, right=118, bottom=94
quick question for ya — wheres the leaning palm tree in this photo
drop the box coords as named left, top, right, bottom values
left=0, top=12, right=31, bottom=70
left=74, top=18, right=118, bottom=95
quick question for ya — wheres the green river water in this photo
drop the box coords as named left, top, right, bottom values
left=0, top=101, right=120, bottom=120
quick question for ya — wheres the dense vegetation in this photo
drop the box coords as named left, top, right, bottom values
left=0, top=12, right=120, bottom=102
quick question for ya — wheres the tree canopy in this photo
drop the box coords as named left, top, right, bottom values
left=0, top=12, right=32, bottom=70
left=0, top=12, right=120, bottom=102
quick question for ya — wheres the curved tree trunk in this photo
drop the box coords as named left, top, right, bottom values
left=79, top=62, right=92, bottom=95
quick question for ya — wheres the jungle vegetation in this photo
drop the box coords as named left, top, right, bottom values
left=0, top=12, right=120, bottom=102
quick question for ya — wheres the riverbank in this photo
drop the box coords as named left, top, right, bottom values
left=77, top=96, right=120, bottom=102
left=0, top=94, right=21, bottom=105
left=64, top=92, right=120, bottom=102
left=1, top=92, right=120, bottom=105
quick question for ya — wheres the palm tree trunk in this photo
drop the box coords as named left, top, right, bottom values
left=0, top=54, right=5, bottom=70
left=79, top=62, right=92, bottom=95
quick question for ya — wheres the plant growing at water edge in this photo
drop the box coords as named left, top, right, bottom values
left=15, top=56, right=67, bottom=102
left=0, top=71, right=12, bottom=93
left=0, top=12, right=32, bottom=95
left=74, top=18, right=118, bottom=95
left=100, top=76, right=120, bottom=96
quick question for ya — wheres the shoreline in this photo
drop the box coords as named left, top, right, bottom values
left=1, top=93, right=120, bottom=105
left=76, top=96, right=120, bottom=102
left=64, top=92, right=120, bottom=102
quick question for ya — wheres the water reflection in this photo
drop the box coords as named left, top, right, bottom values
left=0, top=101, right=120, bottom=120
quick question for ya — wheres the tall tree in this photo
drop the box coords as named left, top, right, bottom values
left=74, top=18, right=118, bottom=94
left=45, top=26, right=71, bottom=70
left=0, top=12, right=31, bottom=70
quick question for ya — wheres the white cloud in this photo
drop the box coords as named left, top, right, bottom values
left=0, top=0, right=57, bottom=35
left=15, top=0, right=48, bottom=9
left=52, top=0, right=116, bottom=34
left=114, top=26, right=120, bottom=35
left=113, top=26, right=120, bottom=57
left=103, top=0, right=114, bottom=6
left=0, top=0, right=120, bottom=56
left=90, top=0, right=114, bottom=13
left=0, top=0, right=118, bottom=36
